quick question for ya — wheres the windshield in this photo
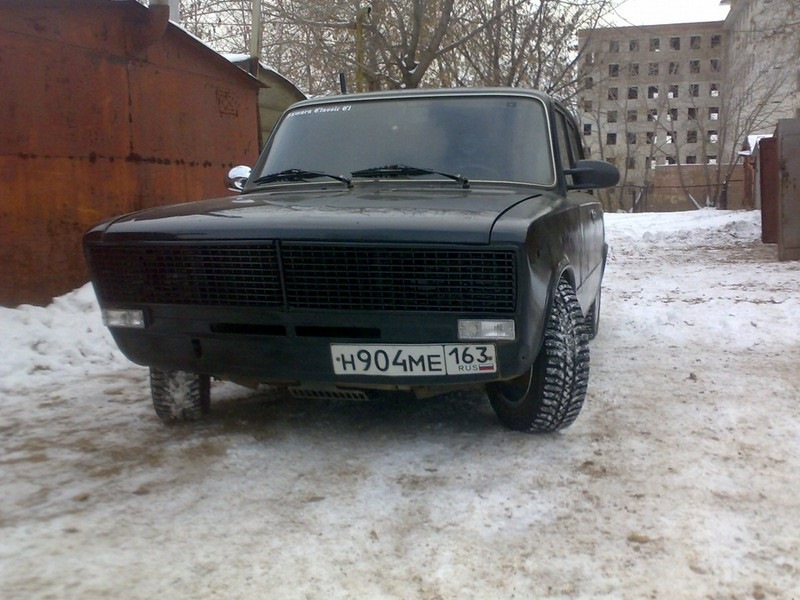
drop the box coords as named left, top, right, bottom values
left=254, top=95, right=555, bottom=186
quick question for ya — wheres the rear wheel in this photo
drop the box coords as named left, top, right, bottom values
left=150, top=368, right=210, bottom=424
left=487, top=279, right=590, bottom=433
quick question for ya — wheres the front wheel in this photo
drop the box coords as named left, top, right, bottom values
left=487, top=279, right=590, bottom=433
left=150, top=368, right=210, bottom=424
left=585, top=287, right=601, bottom=340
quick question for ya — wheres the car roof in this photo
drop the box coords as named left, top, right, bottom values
left=289, top=87, right=557, bottom=109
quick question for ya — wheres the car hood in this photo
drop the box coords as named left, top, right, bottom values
left=87, top=184, right=554, bottom=245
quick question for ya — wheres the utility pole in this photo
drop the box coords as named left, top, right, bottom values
left=149, top=0, right=181, bottom=24
left=250, top=0, right=262, bottom=61
left=354, top=6, right=371, bottom=92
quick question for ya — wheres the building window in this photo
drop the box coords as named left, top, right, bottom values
left=628, top=86, right=639, bottom=99
left=686, top=155, right=698, bottom=164
left=627, top=132, right=637, bottom=145
left=629, top=39, right=640, bottom=52
left=583, top=124, right=592, bottom=136
left=627, top=157, right=637, bottom=169
left=648, top=109, right=659, bottom=121
left=710, top=83, right=720, bottom=97
left=650, top=38, right=660, bottom=52
left=709, top=107, right=720, bottom=120
left=607, top=133, right=617, bottom=145
left=610, top=40, right=620, bottom=53
left=607, top=110, right=618, bottom=123
left=667, top=108, right=679, bottom=121
left=666, top=155, right=677, bottom=165
left=609, top=63, right=620, bottom=77
left=690, top=35, right=702, bottom=50
left=648, top=62, right=659, bottom=76
left=708, top=130, right=719, bottom=144
left=627, top=109, right=638, bottom=122
left=646, top=131, right=656, bottom=144
left=646, top=157, right=656, bottom=170
left=608, top=87, right=619, bottom=101
left=710, top=59, right=721, bottom=73
left=669, top=62, right=680, bottom=75
left=689, top=84, right=700, bottom=97
left=629, top=63, right=640, bottom=76
left=687, top=130, right=698, bottom=143
left=711, top=34, right=722, bottom=48
left=690, top=60, right=701, bottom=74
left=707, top=154, right=718, bottom=165
left=688, top=107, right=698, bottom=120
left=648, top=85, right=659, bottom=99
left=585, top=76, right=594, bottom=90
left=668, top=85, right=679, bottom=99
left=585, top=52, right=595, bottom=65
left=670, top=37, right=681, bottom=50
left=584, top=99, right=593, bottom=111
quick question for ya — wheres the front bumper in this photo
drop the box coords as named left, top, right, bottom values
left=107, top=304, right=537, bottom=387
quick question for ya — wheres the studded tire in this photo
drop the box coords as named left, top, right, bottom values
left=150, top=368, right=211, bottom=424
left=487, top=279, right=590, bottom=433
left=586, top=286, right=601, bottom=340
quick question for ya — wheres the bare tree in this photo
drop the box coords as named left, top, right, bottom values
left=176, top=0, right=618, bottom=97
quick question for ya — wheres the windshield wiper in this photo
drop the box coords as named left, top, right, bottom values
left=251, top=169, right=352, bottom=188
left=351, top=164, right=470, bottom=189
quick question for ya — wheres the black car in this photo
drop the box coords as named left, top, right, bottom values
left=84, top=88, right=619, bottom=433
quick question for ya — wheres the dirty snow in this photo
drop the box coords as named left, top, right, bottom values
left=1, top=209, right=799, bottom=599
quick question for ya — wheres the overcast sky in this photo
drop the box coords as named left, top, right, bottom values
left=608, top=0, right=730, bottom=26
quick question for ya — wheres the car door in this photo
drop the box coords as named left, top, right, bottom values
left=555, top=107, right=604, bottom=306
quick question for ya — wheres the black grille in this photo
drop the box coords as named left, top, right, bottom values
left=88, top=243, right=516, bottom=312
left=282, top=244, right=516, bottom=312
left=88, top=244, right=282, bottom=307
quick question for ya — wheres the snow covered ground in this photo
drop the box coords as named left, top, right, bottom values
left=1, top=209, right=799, bottom=599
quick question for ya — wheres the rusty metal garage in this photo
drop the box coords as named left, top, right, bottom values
left=1, top=0, right=270, bottom=306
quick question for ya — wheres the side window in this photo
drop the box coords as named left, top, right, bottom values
left=554, top=111, right=573, bottom=186
left=566, top=118, right=584, bottom=163
left=555, top=110, right=583, bottom=187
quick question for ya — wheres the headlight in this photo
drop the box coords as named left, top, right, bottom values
left=101, top=308, right=146, bottom=329
left=458, top=319, right=515, bottom=341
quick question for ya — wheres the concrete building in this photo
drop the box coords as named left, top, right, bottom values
left=722, top=0, right=800, bottom=133
left=578, top=22, right=728, bottom=210
left=578, top=0, right=800, bottom=211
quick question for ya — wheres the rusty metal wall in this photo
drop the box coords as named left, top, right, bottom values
left=0, top=0, right=261, bottom=306
left=758, top=137, right=779, bottom=244
left=776, top=119, right=800, bottom=261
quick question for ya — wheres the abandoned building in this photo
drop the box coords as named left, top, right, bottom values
left=578, top=0, right=800, bottom=211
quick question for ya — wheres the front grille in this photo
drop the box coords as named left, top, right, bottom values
left=88, top=242, right=517, bottom=313
left=88, top=244, right=282, bottom=307
left=282, top=244, right=515, bottom=312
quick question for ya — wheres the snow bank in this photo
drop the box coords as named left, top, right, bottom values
left=0, top=284, right=130, bottom=395
left=2, top=209, right=799, bottom=600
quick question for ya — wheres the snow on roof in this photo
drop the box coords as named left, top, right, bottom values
left=222, top=53, right=305, bottom=97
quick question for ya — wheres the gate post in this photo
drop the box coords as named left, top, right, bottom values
left=777, top=119, right=800, bottom=261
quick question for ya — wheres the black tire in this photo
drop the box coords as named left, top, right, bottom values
left=586, top=286, right=601, bottom=340
left=487, top=279, right=590, bottom=433
left=150, top=368, right=210, bottom=424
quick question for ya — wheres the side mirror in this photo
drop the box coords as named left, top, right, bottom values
left=564, top=160, right=620, bottom=190
left=225, top=165, right=252, bottom=192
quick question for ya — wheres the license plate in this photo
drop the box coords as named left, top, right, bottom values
left=331, top=344, right=497, bottom=376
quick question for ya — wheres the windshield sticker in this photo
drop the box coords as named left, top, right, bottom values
left=287, top=105, right=353, bottom=118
